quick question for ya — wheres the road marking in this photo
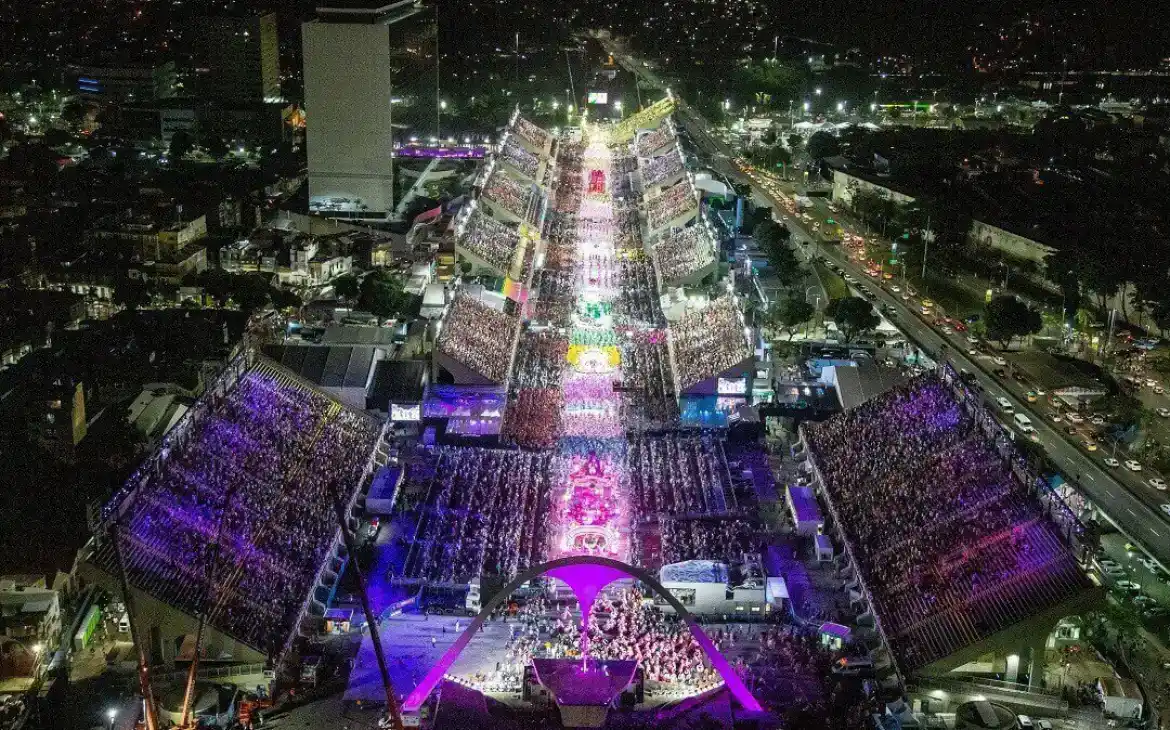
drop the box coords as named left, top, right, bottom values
left=1151, top=528, right=1162, bottom=537
left=1085, top=474, right=1096, bottom=481
left=1127, top=508, right=1137, bottom=516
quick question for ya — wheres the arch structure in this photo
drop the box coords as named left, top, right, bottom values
left=402, top=555, right=763, bottom=713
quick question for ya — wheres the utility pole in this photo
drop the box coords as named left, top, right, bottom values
left=565, top=50, right=577, bottom=112
left=435, top=5, right=441, bottom=142
left=1057, top=56, right=1069, bottom=105
left=920, top=214, right=931, bottom=282
left=110, top=523, right=159, bottom=730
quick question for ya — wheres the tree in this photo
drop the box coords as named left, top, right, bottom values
left=201, top=132, right=228, bottom=158
left=358, top=271, right=409, bottom=320
left=196, top=268, right=234, bottom=308
left=1044, top=248, right=1082, bottom=323
left=806, top=130, right=840, bottom=160
left=271, top=288, right=303, bottom=311
left=767, top=297, right=815, bottom=340
left=113, top=275, right=153, bottom=311
left=459, top=261, right=473, bottom=276
left=830, top=296, right=880, bottom=343
left=333, top=273, right=360, bottom=303
left=984, top=295, right=1042, bottom=350
left=168, top=130, right=193, bottom=160
left=786, top=133, right=803, bottom=152
left=231, top=273, right=271, bottom=312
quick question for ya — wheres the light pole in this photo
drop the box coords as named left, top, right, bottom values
left=107, top=708, right=117, bottom=730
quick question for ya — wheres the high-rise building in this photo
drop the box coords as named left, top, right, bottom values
left=198, top=12, right=281, bottom=104
left=302, top=1, right=433, bottom=221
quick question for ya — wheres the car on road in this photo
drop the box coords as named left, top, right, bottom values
left=921, top=298, right=934, bottom=308
left=1158, top=408, right=1170, bottom=418
left=1091, top=416, right=1106, bottom=426
left=941, top=326, right=953, bottom=335
left=1026, top=390, right=1039, bottom=402
left=1114, top=580, right=1142, bottom=593
left=992, top=356, right=1007, bottom=366
left=1104, top=457, right=1120, bottom=467
left=1150, top=477, right=1167, bottom=491
left=1066, top=413, right=1085, bottom=424
left=1138, top=557, right=1159, bottom=572
left=967, top=335, right=979, bottom=344
left=1156, top=385, right=1165, bottom=394
left=1125, top=460, right=1143, bottom=471
left=890, top=285, right=900, bottom=292
left=1082, top=440, right=1098, bottom=451
left=967, top=348, right=978, bottom=356
left=1099, top=558, right=1123, bottom=570
left=1162, top=504, right=1170, bottom=517
left=996, top=397, right=1014, bottom=413
left=1051, top=413, right=1063, bottom=423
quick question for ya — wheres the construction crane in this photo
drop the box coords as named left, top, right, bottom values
left=334, top=499, right=405, bottom=730
left=110, top=522, right=159, bottom=730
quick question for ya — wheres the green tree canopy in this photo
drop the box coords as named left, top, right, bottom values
left=830, top=296, right=880, bottom=343
left=766, top=297, right=815, bottom=340
left=168, top=130, right=194, bottom=160
left=806, top=131, right=840, bottom=160
left=333, top=273, right=360, bottom=302
left=984, top=294, right=1042, bottom=350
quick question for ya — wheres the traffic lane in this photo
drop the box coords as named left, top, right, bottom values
left=822, top=248, right=1170, bottom=566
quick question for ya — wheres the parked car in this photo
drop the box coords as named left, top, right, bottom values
left=1114, top=580, right=1142, bottom=593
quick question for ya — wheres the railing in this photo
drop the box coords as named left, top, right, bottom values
left=151, top=661, right=268, bottom=684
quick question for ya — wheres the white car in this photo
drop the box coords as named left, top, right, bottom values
left=1124, top=460, right=1143, bottom=472
left=1091, top=416, right=1106, bottom=426
left=1162, top=504, right=1170, bottom=517
left=992, top=356, right=1007, bottom=366
left=1104, top=457, right=1120, bottom=468
left=967, top=348, right=978, bottom=356
left=996, top=397, right=1013, bottom=413
left=1150, top=477, right=1168, bottom=491
left=1158, top=408, right=1170, bottom=418
left=1051, top=413, right=1063, bottom=423
left=966, top=335, right=979, bottom=344
left=1066, top=413, right=1085, bottom=424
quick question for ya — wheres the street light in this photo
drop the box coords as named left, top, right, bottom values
left=439, top=100, right=447, bottom=110
left=802, top=101, right=810, bottom=112
left=814, top=87, right=822, bottom=96
left=836, top=101, right=845, bottom=113
left=614, top=100, right=623, bottom=112
left=107, top=708, right=117, bottom=730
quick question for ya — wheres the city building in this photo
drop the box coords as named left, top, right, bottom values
left=302, top=0, right=433, bottom=220
left=197, top=12, right=281, bottom=104
left=66, top=60, right=177, bottom=102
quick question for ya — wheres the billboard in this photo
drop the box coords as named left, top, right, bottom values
left=587, top=91, right=609, bottom=105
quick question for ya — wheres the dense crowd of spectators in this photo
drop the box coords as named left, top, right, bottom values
left=501, top=137, right=540, bottom=178
left=653, top=225, right=716, bottom=284
left=482, top=168, right=533, bottom=220
left=636, top=122, right=675, bottom=158
left=670, top=296, right=752, bottom=390
left=512, top=115, right=552, bottom=150
left=553, top=144, right=583, bottom=213
left=659, top=518, right=756, bottom=567
left=629, top=434, right=737, bottom=519
left=806, top=376, right=1089, bottom=669
left=435, top=293, right=519, bottom=383
left=613, top=201, right=642, bottom=250
left=503, top=332, right=569, bottom=447
left=646, top=179, right=698, bottom=230
left=459, top=207, right=521, bottom=272
left=616, top=258, right=665, bottom=328
left=92, top=363, right=379, bottom=653
left=620, top=331, right=679, bottom=429
left=641, top=148, right=684, bottom=187
left=402, top=447, right=552, bottom=584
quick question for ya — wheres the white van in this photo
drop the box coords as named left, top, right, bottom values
left=996, top=397, right=1014, bottom=414
left=1013, top=413, right=1033, bottom=431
